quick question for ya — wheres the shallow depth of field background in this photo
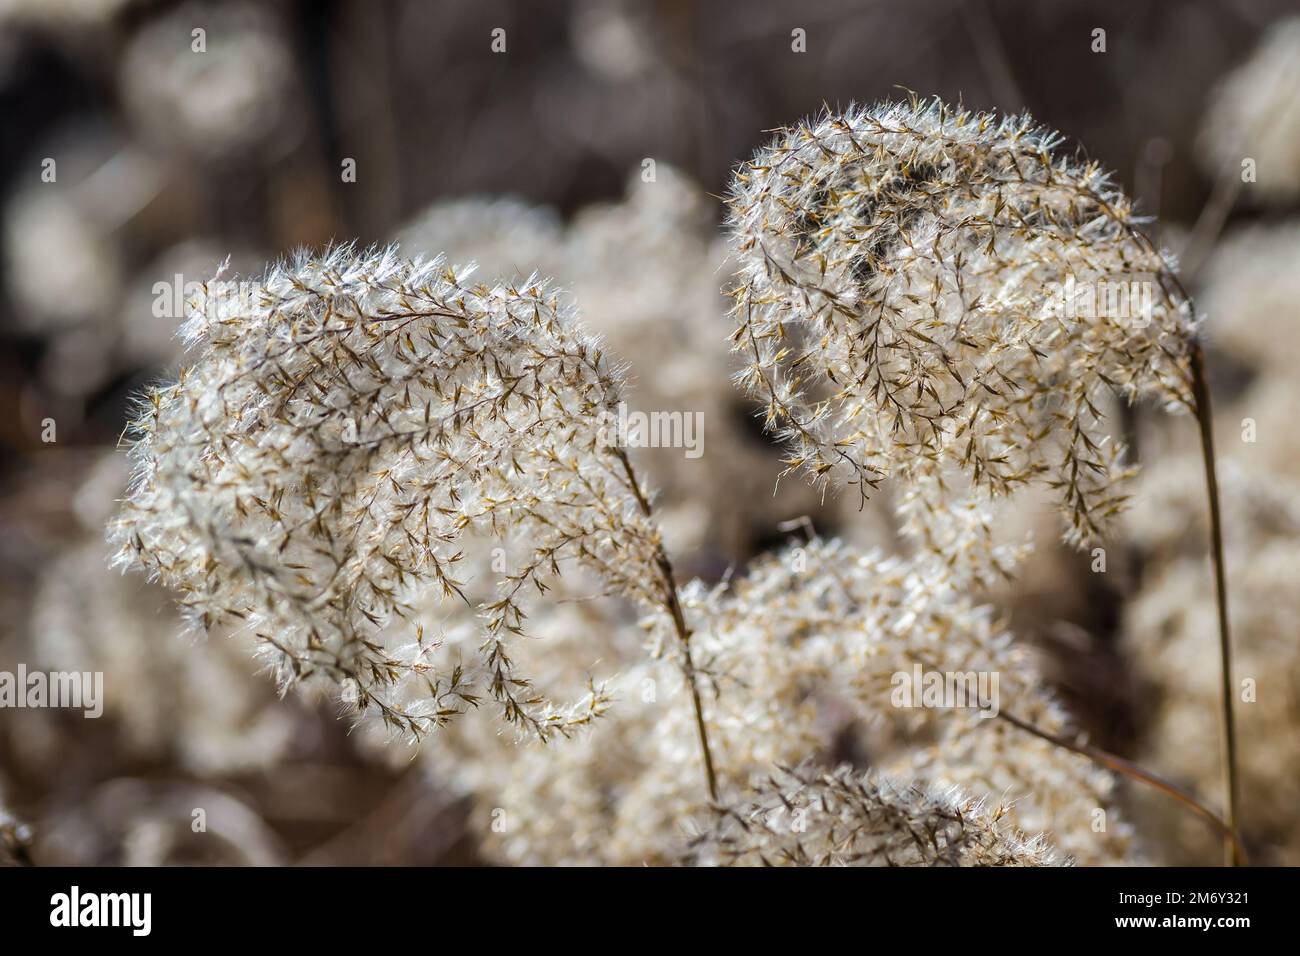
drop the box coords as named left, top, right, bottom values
left=1, top=0, right=1298, bottom=865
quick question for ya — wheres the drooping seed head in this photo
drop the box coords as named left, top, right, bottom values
left=110, top=244, right=670, bottom=740
left=727, top=97, right=1197, bottom=545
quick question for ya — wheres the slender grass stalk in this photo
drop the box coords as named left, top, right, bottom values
left=996, top=710, right=1246, bottom=864
left=1187, top=340, right=1241, bottom=866
left=1001, top=340, right=1243, bottom=867
left=613, top=447, right=720, bottom=802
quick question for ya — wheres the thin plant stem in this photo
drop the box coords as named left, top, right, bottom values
left=1188, top=339, right=1241, bottom=866
left=612, top=447, right=720, bottom=802
left=996, top=710, right=1247, bottom=865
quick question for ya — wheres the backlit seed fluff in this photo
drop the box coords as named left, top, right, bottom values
left=431, top=536, right=1129, bottom=866
left=109, top=244, right=677, bottom=740
left=686, top=764, right=1067, bottom=867
left=726, top=98, right=1197, bottom=546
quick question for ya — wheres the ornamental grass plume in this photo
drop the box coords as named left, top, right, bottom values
left=705, top=537, right=1129, bottom=864
left=422, top=536, right=1125, bottom=866
left=398, top=167, right=831, bottom=563
left=726, top=97, right=1195, bottom=545
left=686, top=764, right=1066, bottom=867
left=110, top=245, right=716, bottom=796
left=35, top=453, right=293, bottom=775
left=726, top=97, right=1242, bottom=862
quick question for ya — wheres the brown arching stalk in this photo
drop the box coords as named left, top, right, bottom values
left=996, top=710, right=1247, bottom=865
left=613, top=446, right=720, bottom=802
left=1187, top=340, right=1241, bottom=865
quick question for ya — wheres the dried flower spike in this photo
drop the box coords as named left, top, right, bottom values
left=687, top=764, right=1066, bottom=867
left=727, top=97, right=1196, bottom=546
left=111, top=245, right=684, bottom=743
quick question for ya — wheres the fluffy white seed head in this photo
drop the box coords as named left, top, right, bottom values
left=425, top=536, right=1130, bottom=865
left=687, top=764, right=1067, bottom=867
left=110, top=244, right=671, bottom=741
left=727, top=98, right=1196, bottom=546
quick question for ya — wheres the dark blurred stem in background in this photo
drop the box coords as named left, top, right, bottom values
left=661, top=0, right=714, bottom=184
left=327, top=0, right=406, bottom=239
left=288, top=0, right=347, bottom=243
left=961, top=0, right=1024, bottom=114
